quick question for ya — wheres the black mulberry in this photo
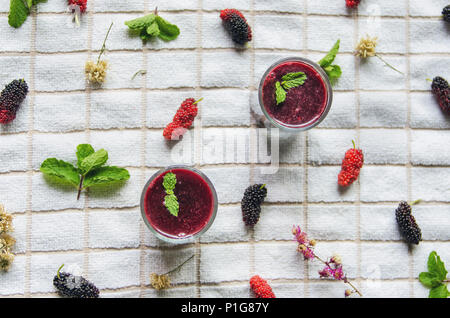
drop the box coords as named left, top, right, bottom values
left=241, top=184, right=267, bottom=226
left=443, top=5, right=450, bottom=23
left=53, top=265, right=100, bottom=298
left=0, top=79, right=28, bottom=124
left=395, top=201, right=422, bottom=245
left=220, top=9, right=252, bottom=45
left=431, top=76, right=450, bottom=113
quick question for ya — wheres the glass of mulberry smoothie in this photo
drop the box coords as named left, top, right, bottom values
left=259, top=57, right=333, bottom=131
left=140, top=165, right=218, bottom=243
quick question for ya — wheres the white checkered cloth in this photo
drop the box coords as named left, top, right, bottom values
left=0, top=0, right=449, bottom=298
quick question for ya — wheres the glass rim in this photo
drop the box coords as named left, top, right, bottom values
left=140, top=165, right=218, bottom=244
left=258, top=56, right=333, bottom=132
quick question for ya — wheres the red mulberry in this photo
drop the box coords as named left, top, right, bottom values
left=163, top=98, right=201, bottom=140
left=338, top=141, right=364, bottom=187
left=431, top=76, right=450, bottom=113
left=250, top=275, right=275, bottom=298
left=0, top=79, right=28, bottom=125
left=346, top=0, right=361, bottom=8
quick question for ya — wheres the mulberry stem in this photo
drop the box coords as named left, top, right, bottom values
left=77, top=176, right=84, bottom=201
left=131, top=70, right=147, bottom=80
left=375, top=54, right=404, bottom=75
left=97, top=22, right=114, bottom=65
left=57, top=264, right=65, bottom=279
left=193, top=98, right=204, bottom=105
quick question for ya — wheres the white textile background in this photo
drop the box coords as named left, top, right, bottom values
left=0, top=0, right=449, bottom=298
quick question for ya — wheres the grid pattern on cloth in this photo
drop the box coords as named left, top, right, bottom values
left=0, top=0, right=449, bottom=298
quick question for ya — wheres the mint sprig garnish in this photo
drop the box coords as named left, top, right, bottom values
left=275, top=72, right=307, bottom=105
left=318, top=39, right=342, bottom=84
left=125, top=8, right=180, bottom=42
left=419, top=251, right=450, bottom=298
left=8, top=0, right=47, bottom=28
left=40, top=144, right=130, bottom=200
left=162, top=172, right=179, bottom=217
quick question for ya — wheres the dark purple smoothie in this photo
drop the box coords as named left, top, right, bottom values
left=261, top=60, right=328, bottom=128
left=144, top=168, right=214, bottom=239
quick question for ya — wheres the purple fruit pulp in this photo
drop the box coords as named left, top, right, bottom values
left=144, top=168, right=214, bottom=239
left=262, top=60, right=327, bottom=127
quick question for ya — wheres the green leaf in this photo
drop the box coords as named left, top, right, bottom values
left=419, top=272, right=443, bottom=288
left=40, top=158, right=80, bottom=187
left=76, top=144, right=95, bottom=168
left=319, top=39, right=340, bottom=68
left=155, top=16, right=180, bottom=41
left=146, top=21, right=160, bottom=37
left=428, top=251, right=448, bottom=281
left=164, top=194, right=179, bottom=217
left=281, top=72, right=305, bottom=82
left=429, top=284, right=450, bottom=298
left=125, top=14, right=156, bottom=30
left=281, top=72, right=307, bottom=90
left=79, top=149, right=108, bottom=175
left=26, top=0, right=32, bottom=8
left=83, top=166, right=130, bottom=188
left=8, top=0, right=30, bottom=28
left=163, top=172, right=177, bottom=192
left=275, top=81, right=287, bottom=105
left=324, top=64, right=342, bottom=83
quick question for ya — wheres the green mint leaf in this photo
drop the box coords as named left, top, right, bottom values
left=146, top=21, right=160, bottom=37
left=419, top=272, right=444, bottom=288
left=324, top=64, right=342, bottom=83
left=163, top=172, right=177, bottom=192
left=319, top=39, right=340, bottom=68
left=428, top=251, right=448, bottom=281
left=76, top=144, right=95, bottom=169
left=79, top=149, right=108, bottom=175
left=125, top=14, right=156, bottom=30
left=164, top=194, right=179, bottom=217
left=281, top=72, right=306, bottom=82
left=155, top=16, right=180, bottom=41
left=275, top=81, right=287, bottom=105
left=26, top=0, right=33, bottom=8
left=83, top=166, right=130, bottom=188
left=40, top=158, right=80, bottom=187
left=8, top=0, right=30, bottom=28
left=281, top=72, right=307, bottom=90
left=429, top=284, right=450, bottom=298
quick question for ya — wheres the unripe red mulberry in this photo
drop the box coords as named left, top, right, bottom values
left=250, top=275, right=275, bottom=298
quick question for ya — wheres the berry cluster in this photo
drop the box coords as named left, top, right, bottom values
left=220, top=9, right=252, bottom=45
left=338, top=141, right=364, bottom=187
left=53, top=265, right=99, bottom=298
left=163, top=98, right=201, bottom=140
left=0, top=79, right=28, bottom=125
left=431, top=76, right=450, bottom=113
left=249, top=275, right=275, bottom=298
left=68, top=0, right=87, bottom=12
left=345, top=0, right=361, bottom=8
left=395, top=201, right=422, bottom=245
left=241, top=184, right=267, bottom=226
left=443, top=5, right=450, bottom=23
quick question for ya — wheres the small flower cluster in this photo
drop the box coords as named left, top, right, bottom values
left=149, top=255, right=194, bottom=290
left=85, top=23, right=113, bottom=85
left=293, top=225, right=362, bottom=297
left=0, top=205, right=15, bottom=271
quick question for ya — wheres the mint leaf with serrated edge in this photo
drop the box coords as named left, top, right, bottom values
left=429, top=284, right=450, bottom=298
left=155, top=16, right=180, bottom=41
left=419, top=251, right=449, bottom=298
left=125, top=13, right=179, bottom=42
left=162, top=172, right=179, bottom=216
left=40, top=144, right=129, bottom=200
left=79, top=149, right=108, bottom=176
left=40, top=158, right=80, bottom=187
left=163, top=172, right=177, bottom=192
left=275, top=81, right=287, bottom=105
left=8, top=0, right=29, bottom=28
left=281, top=72, right=307, bottom=90
left=318, top=39, right=342, bottom=84
left=164, top=194, right=179, bottom=217
left=83, top=166, right=130, bottom=188
left=76, top=144, right=95, bottom=169
left=428, top=251, right=448, bottom=281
